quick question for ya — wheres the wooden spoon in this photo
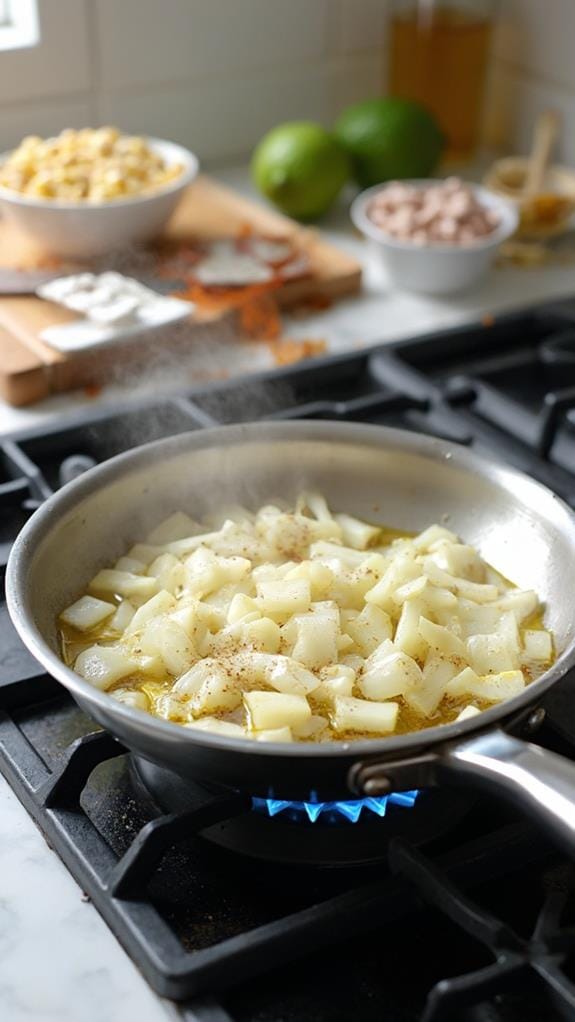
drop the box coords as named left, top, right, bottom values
left=524, top=110, right=560, bottom=197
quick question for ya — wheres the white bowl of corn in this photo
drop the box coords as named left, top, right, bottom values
left=0, top=127, right=199, bottom=258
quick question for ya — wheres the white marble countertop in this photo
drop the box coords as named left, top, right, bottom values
left=0, top=779, right=178, bottom=1022
left=1, top=164, right=574, bottom=1022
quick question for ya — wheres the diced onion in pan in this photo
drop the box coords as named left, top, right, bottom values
left=59, top=492, right=553, bottom=743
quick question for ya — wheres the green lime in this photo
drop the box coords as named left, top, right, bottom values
left=251, top=121, right=350, bottom=221
left=334, top=97, right=444, bottom=188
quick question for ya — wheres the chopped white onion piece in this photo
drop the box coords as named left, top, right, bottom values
left=60, top=595, right=116, bottom=632
left=75, top=645, right=135, bottom=690
left=522, top=629, right=553, bottom=663
left=331, top=696, right=398, bottom=734
left=244, top=691, right=311, bottom=730
left=455, top=704, right=481, bottom=722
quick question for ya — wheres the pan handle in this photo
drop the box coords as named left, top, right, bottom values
left=440, top=729, right=575, bottom=856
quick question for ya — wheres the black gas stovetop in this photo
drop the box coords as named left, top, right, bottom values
left=5, top=300, right=575, bottom=1021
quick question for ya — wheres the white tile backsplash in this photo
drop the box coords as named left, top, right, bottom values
left=494, top=0, right=575, bottom=92
left=331, top=54, right=383, bottom=114
left=480, top=59, right=514, bottom=151
left=334, top=0, right=388, bottom=55
left=0, top=100, right=93, bottom=151
left=0, top=0, right=574, bottom=166
left=0, top=0, right=91, bottom=105
left=489, top=64, right=575, bottom=166
left=97, top=65, right=336, bottom=163
left=94, top=0, right=330, bottom=90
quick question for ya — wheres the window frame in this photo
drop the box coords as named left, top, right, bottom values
left=0, top=0, right=39, bottom=53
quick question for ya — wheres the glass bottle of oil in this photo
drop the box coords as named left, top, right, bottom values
left=389, top=0, right=495, bottom=160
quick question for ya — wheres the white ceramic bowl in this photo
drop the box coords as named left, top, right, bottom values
left=0, top=137, right=199, bottom=259
left=351, top=180, right=519, bottom=296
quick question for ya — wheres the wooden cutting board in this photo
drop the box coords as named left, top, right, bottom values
left=0, top=176, right=361, bottom=406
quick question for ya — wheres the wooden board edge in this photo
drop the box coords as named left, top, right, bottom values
left=0, top=325, right=51, bottom=405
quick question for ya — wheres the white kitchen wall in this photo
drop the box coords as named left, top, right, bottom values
left=487, top=0, right=575, bottom=162
left=0, top=0, right=573, bottom=165
left=0, top=0, right=384, bottom=161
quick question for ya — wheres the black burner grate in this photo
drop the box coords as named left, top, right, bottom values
left=390, top=839, right=575, bottom=1022
left=0, top=680, right=562, bottom=1013
left=4, top=299, right=575, bottom=1019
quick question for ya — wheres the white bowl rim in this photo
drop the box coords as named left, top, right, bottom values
left=0, top=135, right=198, bottom=210
left=350, top=179, right=519, bottom=253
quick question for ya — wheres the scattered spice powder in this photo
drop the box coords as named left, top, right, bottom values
left=176, top=279, right=277, bottom=314
left=269, top=337, right=327, bottom=366
left=238, top=293, right=282, bottom=340
left=289, top=292, right=333, bottom=318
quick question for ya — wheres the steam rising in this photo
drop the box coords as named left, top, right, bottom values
left=70, top=242, right=320, bottom=497
left=81, top=317, right=300, bottom=483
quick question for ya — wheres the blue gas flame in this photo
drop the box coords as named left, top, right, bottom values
left=252, top=790, right=419, bottom=823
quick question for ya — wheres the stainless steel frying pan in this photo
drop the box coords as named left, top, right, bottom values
left=8, top=421, right=575, bottom=853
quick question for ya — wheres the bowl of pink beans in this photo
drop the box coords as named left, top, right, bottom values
left=351, top=177, right=518, bottom=295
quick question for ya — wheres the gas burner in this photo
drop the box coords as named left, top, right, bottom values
left=252, top=791, right=419, bottom=823
left=132, top=758, right=467, bottom=867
